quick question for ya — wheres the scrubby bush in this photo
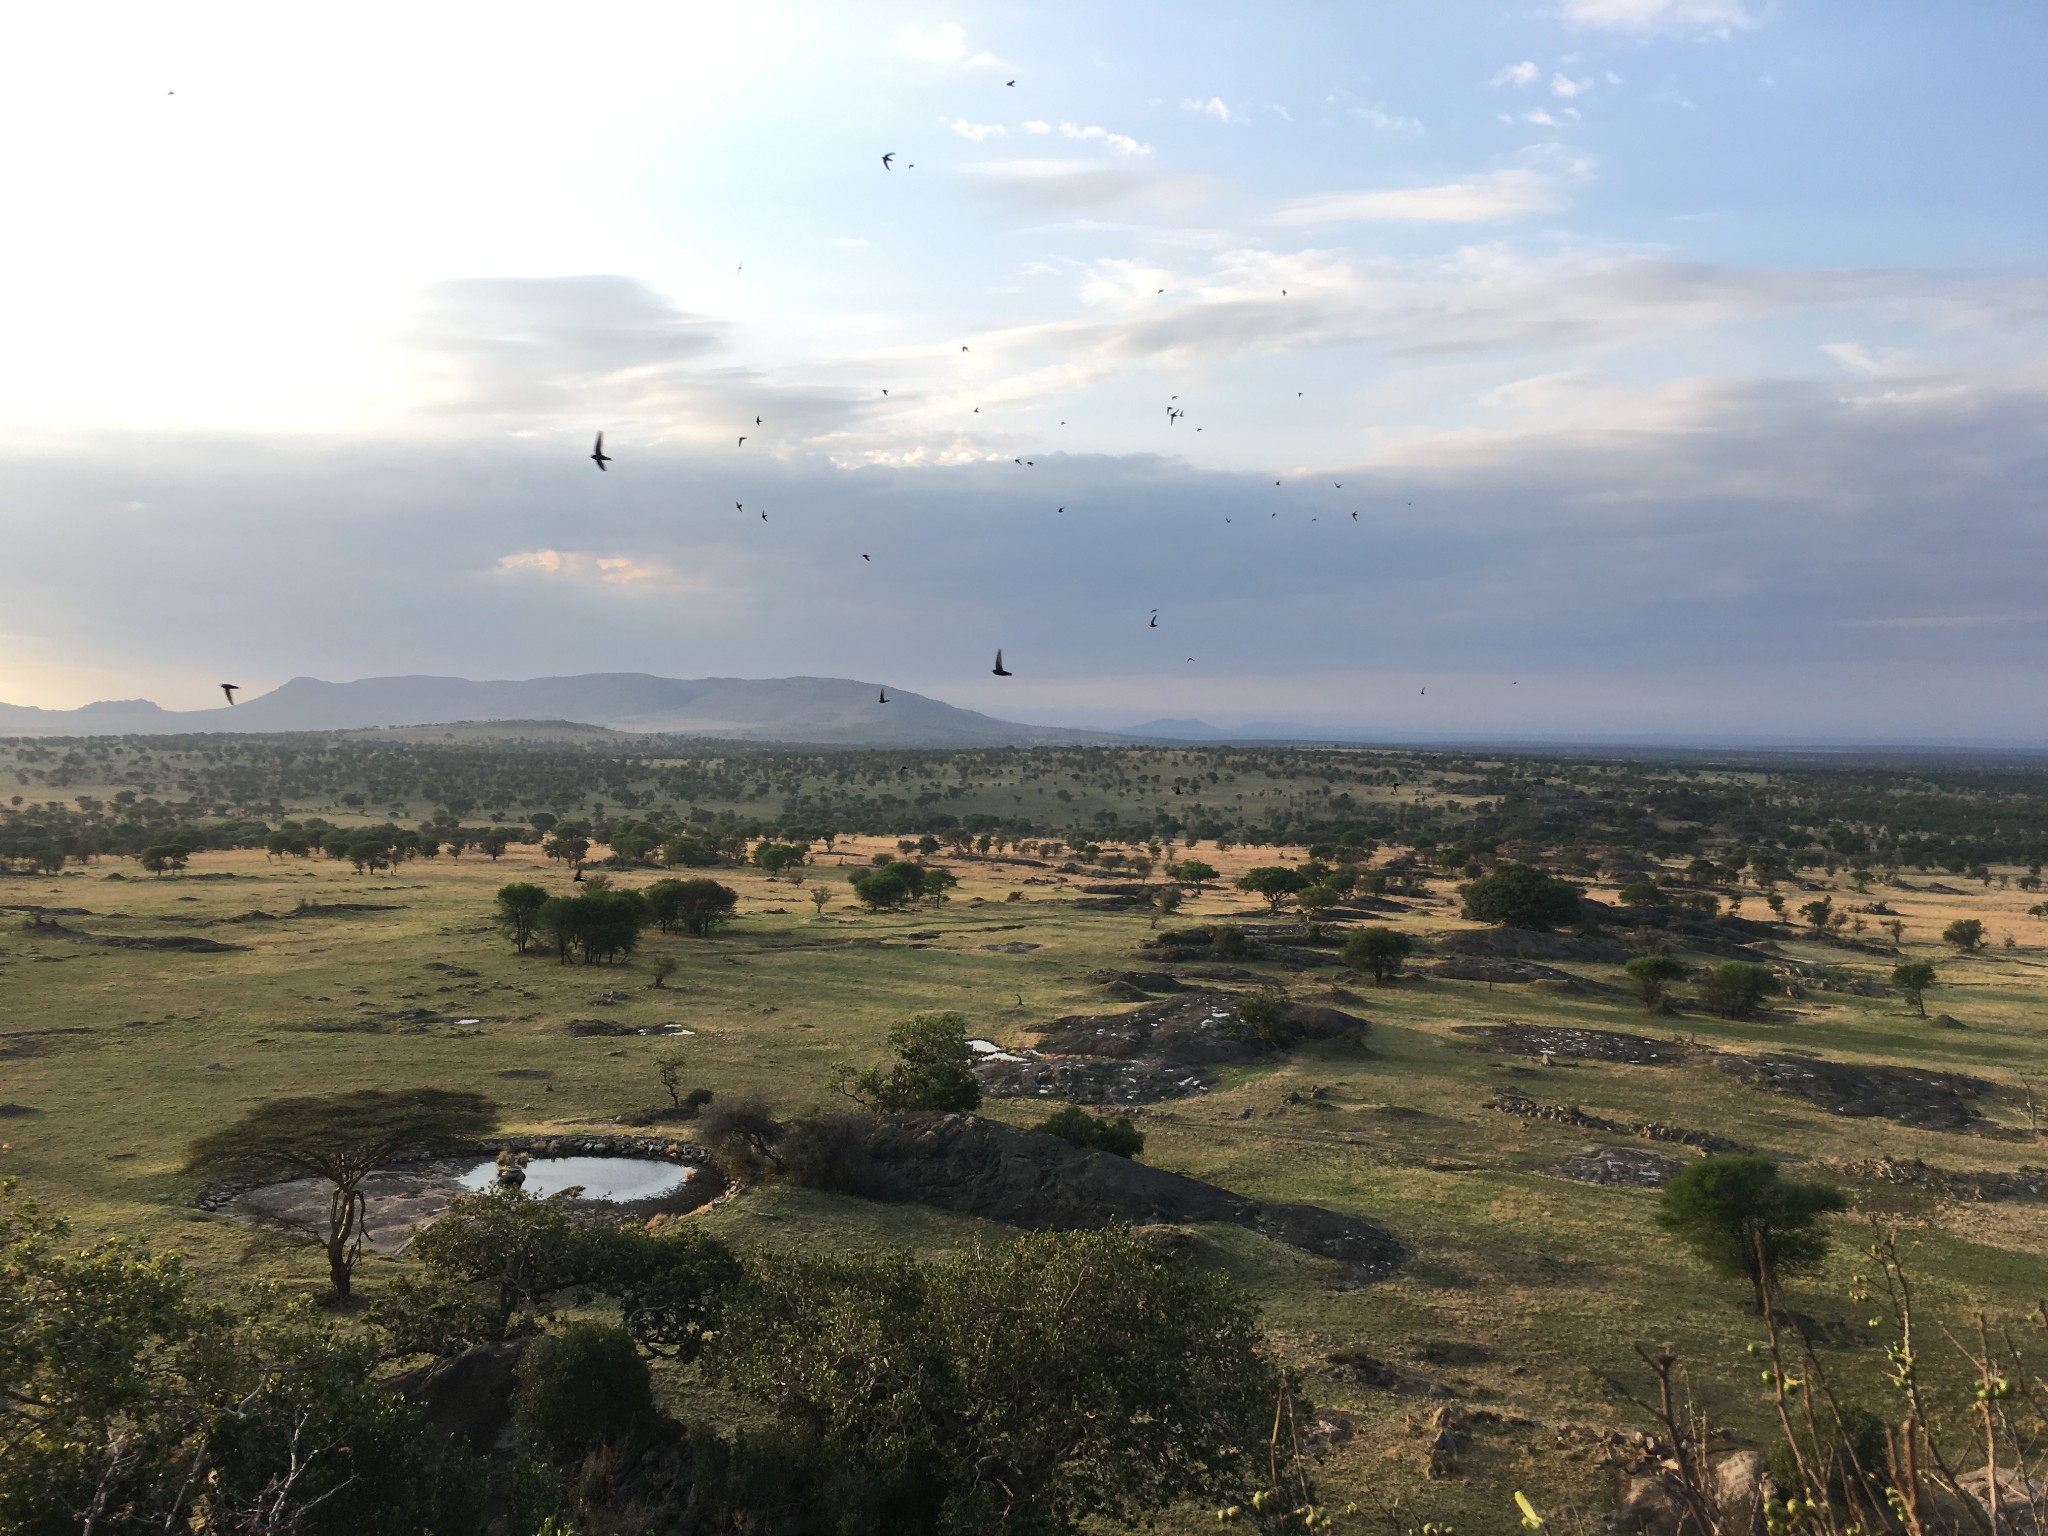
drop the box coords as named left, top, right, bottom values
left=1035, top=1104, right=1145, bottom=1158
left=1943, top=917, right=1985, bottom=953
left=1695, top=960, right=1779, bottom=1019
left=1623, top=954, right=1687, bottom=1013
left=514, top=1322, right=652, bottom=1464
left=780, top=1112, right=880, bottom=1194
left=1208, top=924, right=1248, bottom=959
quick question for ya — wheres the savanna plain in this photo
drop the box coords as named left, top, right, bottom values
left=4, top=731, right=2047, bottom=1535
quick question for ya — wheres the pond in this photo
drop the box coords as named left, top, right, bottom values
left=456, top=1155, right=699, bottom=1202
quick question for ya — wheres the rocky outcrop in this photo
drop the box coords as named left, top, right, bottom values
left=862, top=1113, right=1404, bottom=1283
left=1721, top=1054, right=1989, bottom=1131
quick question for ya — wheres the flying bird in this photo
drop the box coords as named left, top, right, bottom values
left=737, top=436, right=747, bottom=446
left=590, top=432, right=610, bottom=470
left=1351, top=511, right=1358, bottom=520
left=878, top=687, right=889, bottom=703
left=1005, top=78, right=1015, bottom=86
left=1148, top=614, right=1157, bottom=628
left=219, top=683, right=239, bottom=705
left=1186, top=657, right=1195, bottom=663
left=760, top=511, right=768, bottom=521
left=755, top=416, right=762, bottom=425
left=992, top=650, right=1012, bottom=677
left=861, top=553, right=870, bottom=561
left=1057, top=506, right=1064, bottom=514
left=736, top=502, right=743, bottom=512
left=881, top=152, right=895, bottom=169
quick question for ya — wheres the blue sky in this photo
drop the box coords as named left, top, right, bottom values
left=1, top=1, right=2045, bottom=739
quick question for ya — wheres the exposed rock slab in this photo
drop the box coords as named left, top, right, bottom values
left=1454, top=1023, right=1690, bottom=1065
left=1722, top=1054, right=1990, bottom=1131
left=863, top=1112, right=1404, bottom=1282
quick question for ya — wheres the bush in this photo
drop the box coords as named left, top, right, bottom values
left=1891, top=959, right=1937, bottom=1017
left=1623, top=954, right=1687, bottom=1013
left=1342, top=926, right=1414, bottom=984
left=1459, top=862, right=1582, bottom=929
left=1695, top=960, right=1779, bottom=1019
left=703, top=1098, right=785, bottom=1178
left=1654, top=1156, right=1845, bottom=1311
left=780, top=1112, right=880, bottom=1194
left=844, top=1013, right=982, bottom=1114
left=1618, top=880, right=1666, bottom=906
left=1208, top=924, right=1248, bottom=959
left=1035, top=1104, right=1146, bottom=1158
left=1942, top=917, right=1985, bottom=953
left=513, top=1322, right=652, bottom=1463
left=645, top=877, right=737, bottom=937
left=1221, top=983, right=1288, bottom=1045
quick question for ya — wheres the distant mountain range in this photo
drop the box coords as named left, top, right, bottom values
left=0, top=674, right=1136, bottom=748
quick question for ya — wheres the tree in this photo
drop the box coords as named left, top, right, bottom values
left=139, top=843, right=189, bottom=876
left=1943, top=918, right=1985, bottom=954
left=1295, top=883, right=1339, bottom=929
left=1342, top=926, right=1414, bottom=984
left=1618, top=880, right=1666, bottom=906
left=1459, top=862, right=1582, bottom=929
left=535, top=895, right=581, bottom=963
left=1695, top=960, right=1779, bottom=1020
left=1892, top=959, right=1937, bottom=1017
left=647, top=876, right=738, bottom=936
left=845, top=1012, right=982, bottom=1113
left=706, top=1229, right=1278, bottom=1536
left=1654, top=1156, right=1845, bottom=1311
left=1624, top=954, right=1688, bottom=1013
left=1799, top=896, right=1834, bottom=936
left=850, top=861, right=924, bottom=911
left=1170, top=859, right=1218, bottom=890
left=751, top=840, right=809, bottom=877
left=477, top=828, right=510, bottom=861
left=1235, top=865, right=1306, bottom=913
left=921, top=866, right=960, bottom=907
left=1150, top=886, right=1183, bottom=927
left=810, top=886, right=831, bottom=919
left=495, top=882, right=549, bottom=953
left=187, top=1090, right=498, bottom=1300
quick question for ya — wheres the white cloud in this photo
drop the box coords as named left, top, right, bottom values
left=1021, top=119, right=1050, bottom=134
left=1606, top=71, right=1625, bottom=85
left=1058, top=121, right=1151, bottom=156
left=1558, top=0, right=1754, bottom=36
left=1352, top=104, right=1424, bottom=135
left=1492, top=61, right=1540, bottom=87
left=497, top=549, right=682, bottom=590
left=894, top=22, right=996, bottom=67
left=1185, top=96, right=1241, bottom=124
left=1822, top=341, right=1913, bottom=376
left=946, top=117, right=1006, bottom=142
left=1275, top=157, right=1586, bottom=224
left=1552, top=73, right=1590, bottom=98
left=1522, top=108, right=1561, bottom=126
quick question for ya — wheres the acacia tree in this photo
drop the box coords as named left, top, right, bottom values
left=1943, top=918, right=1985, bottom=954
left=1891, top=959, right=1937, bottom=1017
left=1342, top=926, right=1414, bottom=984
left=187, top=1089, right=498, bottom=1300
left=1624, top=954, right=1687, bottom=1013
left=1235, top=866, right=1305, bottom=914
left=495, top=882, right=548, bottom=953
left=1654, top=1155, right=1844, bottom=1312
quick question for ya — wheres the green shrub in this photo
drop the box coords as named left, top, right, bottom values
left=844, top=1013, right=981, bottom=1113
left=1695, top=960, right=1778, bottom=1019
left=513, top=1322, right=652, bottom=1463
left=1035, top=1104, right=1145, bottom=1158
left=1654, top=1156, right=1845, bottom=1311
left=1341, top=926, right=1414, bottom=983
left=1459, top=862, right=1582, bottom=929
left=1208, top=924, right=1248, bottom=959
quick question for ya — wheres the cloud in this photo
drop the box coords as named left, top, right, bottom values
left=1275, top=156, right=1587, bottom=224
left=1492, top=61, right=1539, bottom=87
left=1558, top=0, right=1754, bottom=36
left=1552, top=73, right=1590, bottom=98
left=496, top=549, right=686, bottom=590
left=1821, top=341, right=1913, bottom=376
left=1021, top=120, right=1050, bottom=134
left=1351, top=104, right=1424, bottom=135
left=946, top=117, right=1006, bottom=142
left=1058, top=121, right=1151, bottom=156
left=894, top=22, right=995, bottom=66
left=1521, top=108, right=1562, bottom=126
left=1184, top=96, right=1241, bottom=125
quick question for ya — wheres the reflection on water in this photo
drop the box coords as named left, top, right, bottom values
left=456, top=1156, right=696, bottom=1202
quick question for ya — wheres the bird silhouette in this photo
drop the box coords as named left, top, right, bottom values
left=878, top=687, right=889, bottom=703
left=590, top=432, right=610, bottom=471
left=1006, top=78, right=1016, bottom=86
left=737, top=436, right=747, bottom=446
left=736, top=502, right=743, bottom=512
left=1057, top=506, right=1064, bottom=514
left=1148, top=614, right=1158, bottom=628
left=992, top=650, right=1012, bottom=677
left=760, top=511, right=768, bottom=521
left=754, top=416, right=762, bottom=426
left=219, top=683, right=239, bottom=705
left=881, top=152, right=895, bottom=169
left=861, top=553, right=871, bottom=561
left=1351, top=511, right=1358, bottom=520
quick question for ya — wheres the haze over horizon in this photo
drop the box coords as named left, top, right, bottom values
left=3, top=1, right=2044, bottom=740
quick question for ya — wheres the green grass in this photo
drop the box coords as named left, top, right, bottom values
left=4, top=834, right=2046, bottom=1531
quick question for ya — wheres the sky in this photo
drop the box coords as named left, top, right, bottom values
left=2, top=0, right=2045, bottom=740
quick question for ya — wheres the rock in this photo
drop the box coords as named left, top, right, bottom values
left=1454, top=1023, right=1690, bottom=1066
left=384, top=1339, right=527, bottom=1456
left=861, top=1113, right=1404, bottom=1281
left=1542, top=1146, right=1687, bottom=1188
left=1084, top=969, right=1187, bottom=994
left=1612, top=1443, right=1769, bottom=1536
left=1434, top=927, right=1633, bottom=964
left=1722, top=1053, right=1989, bottom=1131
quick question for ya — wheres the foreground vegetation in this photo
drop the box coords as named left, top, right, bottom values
left=4, top=731, right=2048, bottom=1532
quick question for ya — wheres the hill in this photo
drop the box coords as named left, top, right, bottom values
left=0, top=673, right=1130, bottom=748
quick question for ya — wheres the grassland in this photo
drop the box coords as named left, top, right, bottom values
left=4, top=742, right=2048, bottom=1531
